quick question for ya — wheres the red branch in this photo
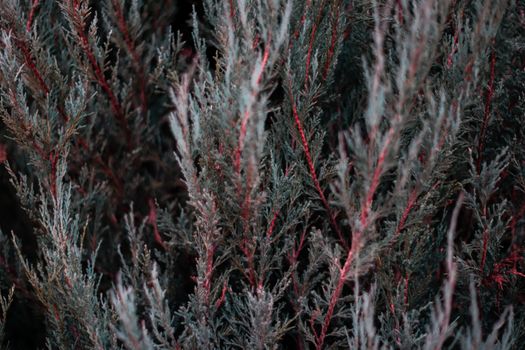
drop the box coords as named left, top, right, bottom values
left=447, top=25, right=460, bottom=68
left=266, top=167, right=291, bottom=238
left=26, top=0, right=40, bottom=32
left=316, top=127, right=392, bottom=347
left=203, top=244, right=216, bottom=305
left=112, top=0, right=147, bottom=114
left=290, top=0, right=311, bottom=44
left=72, top=2, right=132, bottom=146
left=394, top=188, right=418, bottom=237
left=20, top=7, right=73, bottom=122
left=286, top=227, right=308, bottom=335
left=476, top=48, right=496, bottom=173
left=266, top=211, right=279, bottom=238
left=287, top=78, right=346, bottom=249
left=289, top=228, right=308, bottom=297
left=304, top=22, right=318, bottom=88
left=0, top=144, right=6, bottom=162
left=8, top=90, right=46, bottom=159
left=322, top=0, right=342, bottom=80
left=396, top=0, right=404, bottom=23
left=404, top=273, right=409, bottom=306
left=304, top=0, right=327, bottom=88
left=77, top=138, right=124, bottom=197
left=316, top=124, right=396, bottom=348
left=510, top=199, right=525, bottom=240
left=256, top=44, right=270, bottom=86
left=235, top=41, right=271, bottom=173
left=483, top=249, right=525, bottom=291
left=235, top=109, right=252, bottom=174
left=53, top=304, right=61, bottom=322
left=316, top=240, right=357, bottom=350
left=238, top=153, right=257, bottom=289
left=361, top=127, right=394, bottom=227
left=215, top=281, right=228, bottom=309
left=49, top=151, right=59, bottom=200
left=480, top=227, right=489, bottom=271
left=148, top=198, right=167, bottom=250
left=14, top=38, right=49, bottom=95
left=228, top=0, right=235, bottom=19
left=239, top=238, right=257, bottom=288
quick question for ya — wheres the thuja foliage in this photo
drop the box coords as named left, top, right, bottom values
left=0, top=0, right=524, bottom=348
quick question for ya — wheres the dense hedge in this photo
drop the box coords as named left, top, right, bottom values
left=0, top=0, right=524, bottom=349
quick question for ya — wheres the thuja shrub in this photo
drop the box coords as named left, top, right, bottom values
left=0, top=0, right=524, bottom=348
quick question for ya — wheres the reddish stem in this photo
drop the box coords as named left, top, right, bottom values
left=290, top=0, right=311, bottom=44
left=361, top=127, right=394, bottom=227
left=14, top=38, right=49, bottom=95
left=394, top=188, right=418, bottom=237
left=228, top=0, right=235, bottom=19
left=266, top=211, right=279, bottom=238
left=510, top=199, right=525, bottom=240
left=480, top=218, right=489, bottom=271
left=285, top=227, right=308, bottom=321
left=112, top=0, right=148, bottom=114
left=235, top=108, right=252, bottom=174
left=322, top=0, right=342, bottom=80
left=396, top=0, right=404, bottom=23
left=77, top=137, right=124, bottom=197
left=26, top=0, right=40, bottom=32
left=404, top=273, right=409, bottom=306
left=215, top=281, right=228, bottom=309
left=71, top=2, right=132, bottom=147
left=304, top=22, right=318, bottom=88
left=476, top=48, right=496, bottom=173
left=447, top=25, right=460, bottom=68
left=316, top=243, right=356, bottom=350
left=203, top=244, right=216, bottom=305
left=316, top=124, right=391, bottom=347
left=316, top=122, right=395, bottom=348
left=256, top=44, right=270, bottom=86
left=8, top=90, right=46, bottom=159
left=235, top=41, right=271, bottom=173
left=239, top=238, right=257, bottom=288
left=49, top=150, right=58, bottom=200
left=304, top=0, right=327, bottom=88
left=18, top=11, right=72, bottom=122
left=148, top=198, right=167, bottom=250
left=266, top=167, right=290, bottom=238
left=0, top=144, right=6, bottom=162
left=287, top=79, right=346, bottom=249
